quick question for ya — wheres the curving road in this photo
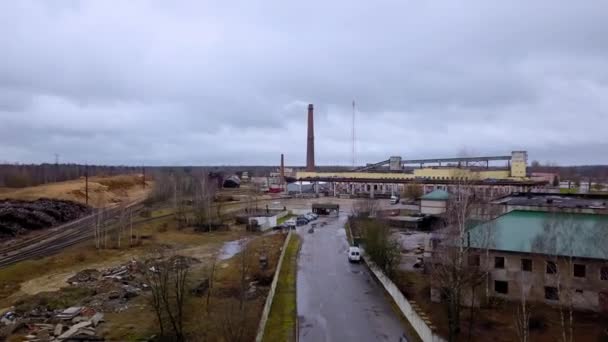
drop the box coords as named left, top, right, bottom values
left=296, top=212, right=410, bottom=342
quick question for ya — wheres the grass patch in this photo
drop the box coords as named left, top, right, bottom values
left=263, top=234, right=301, bottom=342
left=14, top=286, right=95, bottom=314
left=559, top=187, right=579, bottom=194
left=277, top=212, right=295, bottom=225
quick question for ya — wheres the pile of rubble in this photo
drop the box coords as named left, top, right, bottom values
left=69, top=261, right=148, bottom=313
left=1, top=256, right=202, bottom=340
left=1, top=306, right=104, bottom=341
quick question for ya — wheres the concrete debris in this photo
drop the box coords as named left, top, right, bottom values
left=68, top=269, right=101, bottom=285
left=54, top=323, right=64, bottom=336
left=57, top=321, right=92, bottom=339
left=56, top=307, right=83, bottom=320
left=90, top=313, right=104, bottom=328
left=1, top=256, right=197, bottom=340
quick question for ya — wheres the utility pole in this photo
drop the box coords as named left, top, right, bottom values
left=142, top=166, right=146, bottom=189
left=85, top=164, right=89, bottom=206
left=54, top=153, right=59, bottom=182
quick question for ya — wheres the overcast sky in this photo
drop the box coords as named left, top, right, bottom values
left=1, top=1, right=607, bottom=166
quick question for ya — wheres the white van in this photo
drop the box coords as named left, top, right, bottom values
left=390, top=195, right=400, bottom=205
left=285, top=219, right=296, bottom=229
left=348, top=246, right=361, bottom=263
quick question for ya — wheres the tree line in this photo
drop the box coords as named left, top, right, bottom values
left=0, top=163, right=143, bottom=188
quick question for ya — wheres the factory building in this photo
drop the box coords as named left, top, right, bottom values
left=461, top=210, right=608, bottom=312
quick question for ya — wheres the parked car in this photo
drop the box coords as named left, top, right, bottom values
left=348, top=246, right=361, bottom=263
left=390, top=195, right=400, bottom=205
left=304, top=213, right=316, bottom=221
left=296, top=216, right=309, bottom=226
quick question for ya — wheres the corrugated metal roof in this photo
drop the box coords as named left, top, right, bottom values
left=469, top=210, right=608, bottom=259
left=420, top=189, right=450, bottom=201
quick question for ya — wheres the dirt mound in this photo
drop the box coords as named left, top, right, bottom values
left=0, top=174, right=150, bottom=208
left=0, top=198, right=91, bottom=238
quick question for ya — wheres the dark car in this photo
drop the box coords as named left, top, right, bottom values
left=296, top=216, right=309, bottom=226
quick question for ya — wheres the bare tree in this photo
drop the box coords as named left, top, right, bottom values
left=429, top=171, right=493, bottom=341
left=193, top=170, right=218, bottom=231
left=531, top=213, right=585, bottom=342
left=220, top=245, right=252, bottom=342
left=360, top=219, right=401, bottom=278
left=513, top=271, right=531, bottom=342
left=402, top=182, right=423, bottom=200
left=145, top=254, right=192, bottom=342
left=351, top=198, right=380, bottom=218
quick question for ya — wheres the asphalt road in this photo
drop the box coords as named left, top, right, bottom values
left=296, top=212, right=410, bottom=342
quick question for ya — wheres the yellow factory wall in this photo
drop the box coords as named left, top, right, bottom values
left=297, top=168, right=519, bottom=181
left=296, top=171, right=415, bottom=180
left=413, top=168, right=511, bottom=179
left=511, top=162, right=527, bottom=178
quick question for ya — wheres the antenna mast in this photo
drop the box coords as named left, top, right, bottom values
left=352, top=100, right=356, bottom=167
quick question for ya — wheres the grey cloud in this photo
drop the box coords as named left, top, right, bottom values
left=0, top=0, right=607, bottom=166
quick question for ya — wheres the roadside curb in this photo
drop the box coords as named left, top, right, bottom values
left=255, top=230, right=293, bottom=342
left=362, top=256, right=446, bottom=342
left=294, top=235, right=302, bottom=342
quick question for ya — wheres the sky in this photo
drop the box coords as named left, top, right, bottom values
left=1, top=1, right=608, bottom=166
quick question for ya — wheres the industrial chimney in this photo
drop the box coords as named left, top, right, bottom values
left=306, top=104, right=315, bottom=171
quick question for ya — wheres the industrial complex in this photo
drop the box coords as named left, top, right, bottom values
left=293, top=103, right=546, bottom=198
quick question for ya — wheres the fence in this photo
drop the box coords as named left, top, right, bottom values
left=365, top=259, right=446, bottom=342
left=255, top=230, right=293, bottom=342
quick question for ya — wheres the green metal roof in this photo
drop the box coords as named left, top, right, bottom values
left=468, top=210, right=608, bottom=259
left=420, top=189, right=450, bottom=201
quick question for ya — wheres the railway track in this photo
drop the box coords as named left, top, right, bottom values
left=0, top=196, right=292, bottom=268
left=0, top=202, right=143, bottom=268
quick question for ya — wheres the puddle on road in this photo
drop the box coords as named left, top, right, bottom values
left=218, top=238, right=249, bottom=260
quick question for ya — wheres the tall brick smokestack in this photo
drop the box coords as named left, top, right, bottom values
left=306, top=104, right=315, bottom=171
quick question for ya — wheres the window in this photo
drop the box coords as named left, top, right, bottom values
left=573, top=264, right=586, bottom=278
left=494, top=280, right=508, bottom=294
left=521, top=259, right=532, bottom=272
left=545, top=286, right=559, bottom=300
left=494, top=256, right=505, bottom=269
left=575, top=289, right=583, bottom=294
left=546, top=261, right=557, bottom=274
left=468, top=254, right=480, bottom=266
left=601, top=266, right=608, bottom=280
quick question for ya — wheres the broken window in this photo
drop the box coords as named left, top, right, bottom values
left=573, top=264, right=586, bottom=278
left=494, top=256, right=505, bottom=269
left=521, top=258, right=532, bottom=272
left=545, top=286, right=559, bottom=300
left=601, top=266, right=608, bottom=280
left=546, top=261, right=557, bottom=274
left=494, top=280, right=508, bottom=294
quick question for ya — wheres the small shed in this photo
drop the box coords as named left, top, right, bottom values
left=420, top=190, right=449, bottom=215
left=312, top=203, right=340, bottom=216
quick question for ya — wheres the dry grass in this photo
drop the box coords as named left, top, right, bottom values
left=0, top=215, right=240, bottom=308
left=100, top=232, right=287, bottom=341
left=1, top=202, right=288, bottom=341
left=263, top=234, right=301, bottom=342
left=0, top=174, right=150, bottom=208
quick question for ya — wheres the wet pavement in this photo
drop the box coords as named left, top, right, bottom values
left=296, top=213, right=409, bottom=342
